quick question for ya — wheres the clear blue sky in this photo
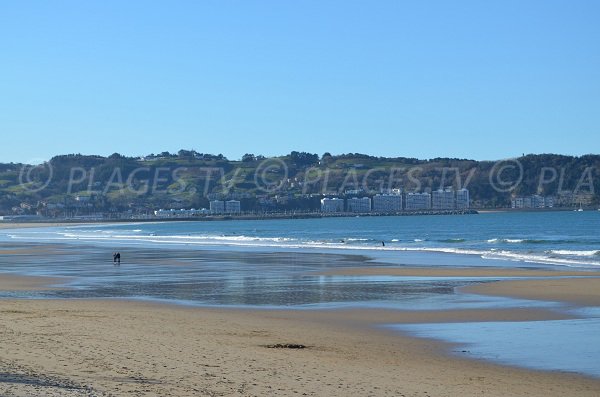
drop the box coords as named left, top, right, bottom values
left=1, top=0, right=599, bottom=163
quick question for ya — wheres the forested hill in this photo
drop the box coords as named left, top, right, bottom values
left=1, top=151, right=598, bottom=214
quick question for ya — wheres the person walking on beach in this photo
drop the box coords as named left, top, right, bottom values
left=113, top=252, right=121, bottom=265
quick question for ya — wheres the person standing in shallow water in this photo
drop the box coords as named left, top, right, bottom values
left=113, top=252, right=121, bottom=265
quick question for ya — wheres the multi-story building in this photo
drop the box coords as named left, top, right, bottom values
left=347, top=197, right=372, bottom=213
left=531, top=195, right=545, bottom=208
left=225, top=200, right=241, bottom=213
left=511, top=195, right=554, bottom=209
left=405, top=193, right=432, bottom=210
left=432, top=189, right=455, bottom=210
left=372, top=194, right=402, bottom=212
left=321, top=198, right=344, bottom=212
left=455, top=188, right=470, bottom=209
left=209, top=200, right=225, bottom=214
left=511, top=197, right=524, bottom=208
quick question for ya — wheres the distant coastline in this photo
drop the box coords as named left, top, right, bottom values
left=0, top=209, right=481, bottom=226
left=3, top=207, right=599, bottom=226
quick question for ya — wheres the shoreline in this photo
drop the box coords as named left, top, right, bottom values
left=0, top=207, right=588, bottom=229
left=0, top=210, right=479, bottom=228
left=0, top=222, right=93, bottom=230
left=1, top=205, right=592, bottom=229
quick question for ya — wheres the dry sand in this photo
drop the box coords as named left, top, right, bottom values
left=0, top=222, right=87, bottom=229
left=1, top=298, right=600, bottom=397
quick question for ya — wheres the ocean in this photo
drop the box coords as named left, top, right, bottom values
left=3, top=210, right=600, bottom=268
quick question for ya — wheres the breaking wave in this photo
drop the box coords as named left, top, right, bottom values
left=486, top=238, right=585, bottom=245
left=3, top=223, right=600, bottom=269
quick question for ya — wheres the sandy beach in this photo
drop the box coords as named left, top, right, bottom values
left=1, top=226, right=599, bottom=396
left=1, top=272, right=600, bottom=396
left=0, top=222, right=89, bottom=230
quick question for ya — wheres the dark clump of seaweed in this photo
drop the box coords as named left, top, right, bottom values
left=264, top=343, right=307, bottom=349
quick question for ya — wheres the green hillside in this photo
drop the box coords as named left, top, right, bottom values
left=1, top=151, right=598, bottom=216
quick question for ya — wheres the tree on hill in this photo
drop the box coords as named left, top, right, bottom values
left=242, top=153, right=256, bottom=162
left=289, top=151, right=319, bottom=167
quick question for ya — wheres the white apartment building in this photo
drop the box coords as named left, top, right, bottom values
left=321, top=198, right=344, bottom=212
left=531, top=195, right=545, bottom=208
left=347, top=197, right=372, bottom=213
left=405, top=192, right=432, bottom=210
left=512, top=197, right=524, bottom=208
left=372, top=194, right=402, bottom=212
left=511, top=195, right=553, bottom=209
left=432, top=188, right=455, bottom=210
left=455, top=188, right=470, bottom=209
left=225, top=200, right=241, bottom=213
left=209, top=200, right=225, bottom=214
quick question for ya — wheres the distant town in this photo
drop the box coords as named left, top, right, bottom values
left=0, top=151, right=597, bottom=222
left=149, top=188, right=471, bottom=219
left=3, top=187, right=592, bottom=222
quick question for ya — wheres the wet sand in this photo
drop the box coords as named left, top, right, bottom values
left=318, top=266, right=593, bottom=277
left=1, top=271, right=600, bottom=396
left=0, top=273, right=68, bottom=291
left=464, top=277, right=600, bottom=306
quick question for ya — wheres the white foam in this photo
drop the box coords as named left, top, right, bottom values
left=481, top=250, right=600, bottom=267
left=4, top=228, right=600, bottom=268
left=548, top=250, right=600, bottom=257
left=487, top=238, right=524, bottom=243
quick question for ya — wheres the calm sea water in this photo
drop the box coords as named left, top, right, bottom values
left=1, top=211, right=600, bottom=378
left=394, top=317, right=600, bottom=377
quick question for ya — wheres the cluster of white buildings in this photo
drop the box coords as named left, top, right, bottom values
left=154, top=208, right=208, bottom=218
left=320, top=189, right=470, bottom=213
left=154, top=199, right=243, bottom=218
left=511, top=195, right=554, bottom=209
left=209, top=200, right=241, bottom=214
